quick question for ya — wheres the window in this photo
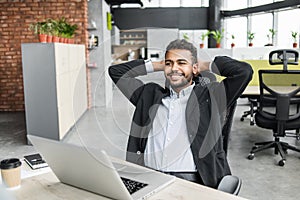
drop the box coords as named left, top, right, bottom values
left=277, top=9, right=300, bottom=47
left=224, top=17, right=247, bottom=48
left=141, top=0, right=208, bottom=8
left=223, top=0, right=248, bottom=10
left=250, top=0, right=274, bottom=7
left=250, top=13, right=273, bottom=47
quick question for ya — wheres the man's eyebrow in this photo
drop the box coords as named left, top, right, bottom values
left=177, top=58, right=188, bottom=62
left=165, top=58, right=188, bottom=62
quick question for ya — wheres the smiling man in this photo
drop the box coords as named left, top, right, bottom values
left=109, top=39, right=253, bottom=188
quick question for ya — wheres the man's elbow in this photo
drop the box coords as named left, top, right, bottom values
left=242, top=62, right=254, bottom=82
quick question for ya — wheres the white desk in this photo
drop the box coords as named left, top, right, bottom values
left=6, top=164, right=247, bottom=200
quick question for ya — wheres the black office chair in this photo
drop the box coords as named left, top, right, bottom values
left=217, top=175, right=242, bottom=195
left=240, top=49, right=300, bottom=126
left=247, top=49, right=300, bottom=166
left=222, top=100, right=237, bottom=155
left=197, top=73, right=242, bottom=195
left=240, top=97, right=258, bottom=126
left=195, top=71, right=237, bottom=155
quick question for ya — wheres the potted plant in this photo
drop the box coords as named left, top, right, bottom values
left=65, top=23, right=78, bottom=44
left=266, top=28, right=276, bottom=46
left=247, top=31, right=255, bottom=47
left=210, top=29, right=224, bottom=48
left=183, top=33, right=189, bottom=41
left=58, top=18, right=78, bottom=44
left=292, top=31, right=298, bottom=48
left=230, top=34, right=235, bottom=48
left=199, top=31, right=210, bottom=49
left=49, top=19, right=61, bottom=43
left=29, top=21, right=47, bottom=43
left=43, top=19, right=54, bottom=43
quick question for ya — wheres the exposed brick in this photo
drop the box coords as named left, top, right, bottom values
left=0, top=0, right=88, bottom=111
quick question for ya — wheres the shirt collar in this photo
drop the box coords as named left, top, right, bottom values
left=170, top=82, right=195, bottom=98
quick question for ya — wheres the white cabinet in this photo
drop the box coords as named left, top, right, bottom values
left=21, top=43, right=88, bottom=140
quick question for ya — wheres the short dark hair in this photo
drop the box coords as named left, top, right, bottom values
left=165, top=39, right=197, bottom=64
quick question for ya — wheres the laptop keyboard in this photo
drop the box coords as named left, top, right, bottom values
left=121, top=177, right=148, bottom=194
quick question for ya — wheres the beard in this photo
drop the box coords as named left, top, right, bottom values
left=166, top=71, right=193, bottom=91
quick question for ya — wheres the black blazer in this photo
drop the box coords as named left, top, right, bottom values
left=109, top=56, right=253, bottom=188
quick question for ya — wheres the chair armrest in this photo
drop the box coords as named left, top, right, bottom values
left=217, top=175, right=242, bottom=195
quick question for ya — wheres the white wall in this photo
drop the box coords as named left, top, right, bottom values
left=88, top=0, right=112, bottom=108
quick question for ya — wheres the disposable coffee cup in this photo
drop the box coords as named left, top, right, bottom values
left=0, top=158, right=22, bottom=189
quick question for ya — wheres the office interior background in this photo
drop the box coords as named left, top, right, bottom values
left=118, top=0, right=300, bottom=48
left=1, top=0, right=300, bottom=199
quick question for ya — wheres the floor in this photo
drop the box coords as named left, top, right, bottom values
left=1, top=91, right=300, bottom=200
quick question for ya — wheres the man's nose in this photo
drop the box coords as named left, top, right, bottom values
left=171, top=63, right=179, bottom=71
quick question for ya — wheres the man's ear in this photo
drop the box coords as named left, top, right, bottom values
left=192, top=63, right=199, bottom=76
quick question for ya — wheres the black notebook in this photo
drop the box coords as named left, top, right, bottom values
left=24, top=153, right=48, bottom=170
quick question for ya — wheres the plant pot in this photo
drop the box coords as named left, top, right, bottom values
left=248, top=43, right=253, bottom=47
left=59, top=37, right=65, bottom=43
left=38, top=34, right=47, bottom=43
left=216, top=43, right=221, bottom=48
left=231, top=43, right=235, bottom=48
left=46, top=35, right=52, bottom=43
left=68, top=38, right=75, bottom=44
left=200, top=43, right=204, bottom=49
left=293, top=43, right=298, bottom=48
left=52, top=36, right=60, bottom=43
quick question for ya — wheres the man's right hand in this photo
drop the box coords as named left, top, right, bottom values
left=152, top=60, right=165, bottom=72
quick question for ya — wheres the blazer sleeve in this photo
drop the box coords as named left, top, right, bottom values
left=210, top=56, right=253, bottom=109
left=108, top=59, right=148, bottom=106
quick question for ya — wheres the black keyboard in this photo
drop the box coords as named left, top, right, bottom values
left=121, top=177, right=148, bottom=194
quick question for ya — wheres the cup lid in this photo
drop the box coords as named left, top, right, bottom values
left=0, top=158, right=22, bottom=169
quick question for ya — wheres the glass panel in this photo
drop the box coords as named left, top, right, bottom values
left=250, top=0, right=274, bottom=7
left=225, top=17, right=247, bottom=48
left=223, top=0, right=248, bottom=10
left=160, top=0, right=180, bottom=7
left=250, top=13, right=273, bottom=47
left=180, top=0, right=203, bottom=7
left=277, top=9, right=300, bottom=48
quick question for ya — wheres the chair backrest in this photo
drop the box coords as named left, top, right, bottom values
left=194, top=71, right=237, bottom=155
left=258, top=70, right=300, bottom=134
left=269, top=49, right=299, bottom=71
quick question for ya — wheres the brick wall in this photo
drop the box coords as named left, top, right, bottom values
left=0, top=0, right=89, bottom=111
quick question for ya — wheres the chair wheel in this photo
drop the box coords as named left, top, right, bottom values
left=250, top=121, right=255, bottom=126
left=252, top=146, right=258, bottom=150
left=240, top=117, right=244, bottom=121
left=278, top=160, right=285, bottom=166
left=247, top=153, right=254, bottom=160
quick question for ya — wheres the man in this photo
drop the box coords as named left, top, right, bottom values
left=109, top=39, right=253, bottom=188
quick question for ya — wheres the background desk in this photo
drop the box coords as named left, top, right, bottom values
left=10, top=170, right=247, bottom=200
left=242, top=85, right=300, bottom=97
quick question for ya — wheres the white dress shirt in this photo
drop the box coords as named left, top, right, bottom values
left=144, top=60, right=196, bottom=172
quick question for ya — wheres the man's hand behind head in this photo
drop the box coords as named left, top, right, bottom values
left=152, top=60, right=165, bottom=72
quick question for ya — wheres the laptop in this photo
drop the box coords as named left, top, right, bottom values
left=27, top=135, right=175, bottom=200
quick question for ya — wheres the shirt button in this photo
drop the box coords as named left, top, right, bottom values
left=137, top=151, right=141, bottom=155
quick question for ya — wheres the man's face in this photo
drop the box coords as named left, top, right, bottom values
left=164, top=49, right=198, bottom=92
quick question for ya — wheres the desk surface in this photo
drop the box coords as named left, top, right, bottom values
left=242, top=85, right=300, bottom=97
left=10, top=170, right=247, bottom=200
